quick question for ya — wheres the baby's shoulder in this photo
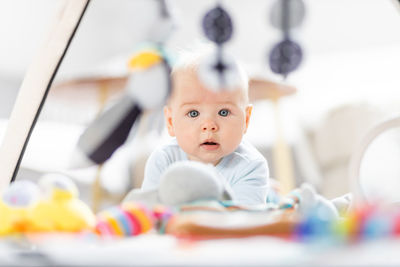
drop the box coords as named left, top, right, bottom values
left=219, top=140, right=269, bottom=182
left=157, top=138, right=180, bottom=152
left=152, top=138, right=186, bottom=161
left=232, top=140, right=267, bottom=164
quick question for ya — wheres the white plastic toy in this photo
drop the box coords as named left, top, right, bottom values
left=123, top=161, right=233, bottom=206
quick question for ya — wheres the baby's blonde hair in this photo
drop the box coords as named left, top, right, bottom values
left=170, top=43, right=249, bottom=102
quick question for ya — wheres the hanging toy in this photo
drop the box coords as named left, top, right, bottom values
left=202, top=4, right=232, bottom=45
left=70, top=0, right=176, bottom=167
left=266, top=0, right=306, bottom=196
left=72, top=46, right=171, bottom=166
left=269, top=0, right=305, bottom=78
left=198, top=3, right=242, bottom=91
left=147, top=0, right=177, bottom=44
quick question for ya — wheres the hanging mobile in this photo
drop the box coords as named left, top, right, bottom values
left=202, top=4, right=232, bottom=46
left=198, top=2, right=242, bottom=91
left=269, top=0, right=305, bottom=78
left=71, top=0, right=176, bottom=167
left=267, top=0, right=306, bottom=196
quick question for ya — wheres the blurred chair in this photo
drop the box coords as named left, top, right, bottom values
left=307, top=103, right=385, bottom=198
left=38, top=75, right=127, bottom=212
left=248, top=77, right=297, bottom=195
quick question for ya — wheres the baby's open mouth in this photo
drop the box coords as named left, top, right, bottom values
left=202, top=141, right=218, bottom=145
left=200, top=141, right=220, bottom=151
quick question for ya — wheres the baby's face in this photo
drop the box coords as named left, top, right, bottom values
left=164, top=69, right=252, bottom=165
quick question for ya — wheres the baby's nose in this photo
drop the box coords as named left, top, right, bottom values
left=201, top=120, right=218, bottom=132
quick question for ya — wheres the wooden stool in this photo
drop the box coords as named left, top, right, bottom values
left=249, top=77, right=297, bottom=195
left=52, top=75, right=126, bottom=212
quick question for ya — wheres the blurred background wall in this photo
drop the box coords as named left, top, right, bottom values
left=1, top=0, right=400, bottom=205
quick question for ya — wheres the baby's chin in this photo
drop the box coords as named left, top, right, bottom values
left=187, top=153, right=226, bottom=166
left=198, top=159, right=222, bottom=166
left=181, top=144, right=236, bottom=165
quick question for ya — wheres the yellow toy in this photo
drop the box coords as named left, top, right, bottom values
left=0, top=180, right=40, bottom=235
left=29, top=173, right=96, bottom=232
left=0, top=174, right=95, bottom=235
left=128, top=49, right=163, bottom=70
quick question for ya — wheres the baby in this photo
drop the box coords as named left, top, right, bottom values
left=141, top=50, right=269, bottom=206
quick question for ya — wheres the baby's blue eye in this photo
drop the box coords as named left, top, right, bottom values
left=188, top=110, right=199, bottom=118
left=218, top=109, right=230, bottom=117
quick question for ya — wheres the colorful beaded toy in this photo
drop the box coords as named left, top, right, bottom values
left=295, top=203, right=400, bottom=242
left=95, top=202, right=154, bottom=236
left=95, top=203, right=173, bottom=237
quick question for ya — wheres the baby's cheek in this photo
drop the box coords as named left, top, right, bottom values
left=182, top=129, right=196, bottom=143
left=226, top=136, right=241, bottom=151
left=223, top=125, right=244, bottom=150
left=176, top=125, right=196, bottom=145
left=177, top=132, right=198, bottom=157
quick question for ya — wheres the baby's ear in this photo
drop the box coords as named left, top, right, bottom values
left=164, top=106, right=175, bottom=136
left=244, top=104, right=253, bottom=133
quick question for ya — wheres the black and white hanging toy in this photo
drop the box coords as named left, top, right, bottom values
left=269, top=0, right=305, bottom=78
left=197, top=3, right=242, bottom=91
left=71, top=0, right=176, bottom=168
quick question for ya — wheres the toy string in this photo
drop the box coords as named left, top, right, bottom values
left=281, top=0, right=290, bottom=39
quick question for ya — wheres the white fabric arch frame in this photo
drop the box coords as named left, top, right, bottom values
left=0, top=0, right=90, bottom=190
left=349, top=116, right=400, bottom=204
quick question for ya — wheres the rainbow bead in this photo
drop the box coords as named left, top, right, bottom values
left=392, top=211, right=400, bottom=235
left=152, top=205, right=173, bottom=234
left=95, top=203, right=154, bottom=237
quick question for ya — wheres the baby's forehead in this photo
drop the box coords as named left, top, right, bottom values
left=173, top=67, right=247, bottom=92
left=170, top=71, right=248, bottom=106
left=171, top=49, right=249, bottom=87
